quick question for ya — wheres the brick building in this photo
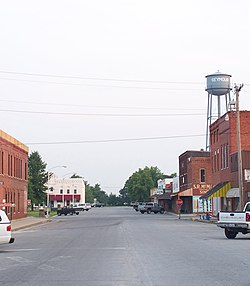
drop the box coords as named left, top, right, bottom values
left=178, top=150, right=212, bottom=214
left=0, top=130, right=28, bottom=219
left=201, top=111, right=250, bottom=213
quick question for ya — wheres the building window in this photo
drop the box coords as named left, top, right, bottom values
left=74, top=189, right=77, bottom=194
left=60, top=189, right=63, bottom=194
left=200, top=169, right=206, bottom=183
left=217, top=149, right=220, bottom=171
left=25, top=162, right=28, bottom=180
left=67, top=189, right=70, bottom=194
left=225, top=143, right=229, bottom=168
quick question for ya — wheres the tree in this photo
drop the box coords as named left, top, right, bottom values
left=119, top=187, right=129, bottom=205
left=85, top=183, right=94, bottom=203
left=125, top=166, right=167, bottom=202
left=28, top=151, right=47, bottom=207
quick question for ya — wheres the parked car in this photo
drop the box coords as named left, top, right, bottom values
left=84, top=203, right=92, bottom=210
left=217, top=202, right=250, bottom=239
left=0, top=210, right=14, bottom=245
left=134, top=202, right=145, bottom=212
left=57, top=206, right=79, bottom=216
left=140, top=202, right=165, bottom=214
left=92, top=202, right=104, bottom=208
left=73, top=203, right=92, bottom=211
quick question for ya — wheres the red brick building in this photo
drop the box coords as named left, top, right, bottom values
left=178, top=150, right=212, bottom=213
left=0, top=130, right=28, bottom=219
left=203, top=111, right=250, bottom=212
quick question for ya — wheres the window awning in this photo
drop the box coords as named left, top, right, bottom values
left=157, top=192, right=171, bottom=200
left=73, top=194, right=81, bottom=201
left=64, top=195, right=73, bottom=201
left=226, top=188, right=240, bottom=198
left=200, top=181, right=231, bottom=200
left=55, top=195, right=62, bottom=201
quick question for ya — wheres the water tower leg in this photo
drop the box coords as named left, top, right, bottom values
left=217, top=96, right=221, bottom=118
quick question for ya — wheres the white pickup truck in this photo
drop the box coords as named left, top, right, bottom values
left=0, top=210, right=14, bottom=245
left=217, top=202, right=250, bottom=239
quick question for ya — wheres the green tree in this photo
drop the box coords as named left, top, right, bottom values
left=28, top=151, right=48, bottom=207
left=90, top=184, right=108, bottom=205
left=119, top=187, right=129, bottom=205
left=125, top=166, right=167, bottom=201
left=108, top=193, right=121, bottom=206
left=85, top=183, right=94, bottom=203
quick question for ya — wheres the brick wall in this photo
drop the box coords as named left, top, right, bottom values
left=0, top=131, right=28, bottom=220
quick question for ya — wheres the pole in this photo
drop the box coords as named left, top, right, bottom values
left=235, top=84, right=244, bottom=210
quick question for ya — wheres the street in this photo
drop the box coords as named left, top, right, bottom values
left=0, top=207, right=250, bottom=286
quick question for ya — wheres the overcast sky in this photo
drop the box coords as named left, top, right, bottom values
left=0, top=0, right=250, bottom=194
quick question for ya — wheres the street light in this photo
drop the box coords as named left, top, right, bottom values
left=46, top=165, right=67, bottom=218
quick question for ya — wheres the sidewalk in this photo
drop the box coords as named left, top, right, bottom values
left=11, top=216, right=52, bottom=231
left=167, top=212, right=217, bottom=223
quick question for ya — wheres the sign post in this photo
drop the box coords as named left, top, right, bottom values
left=177, top=199, right=183, bottom=219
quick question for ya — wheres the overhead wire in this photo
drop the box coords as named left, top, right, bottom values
left=0, top=99, right=205, bottom=111
left=0, top=108, right=206, bottom=117
left=25, top=134, right=205, bottom=145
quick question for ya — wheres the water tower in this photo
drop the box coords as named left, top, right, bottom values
left=205, top=71, right=232, bottom=150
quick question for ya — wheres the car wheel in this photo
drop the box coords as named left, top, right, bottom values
left=140, top=211, right=145, bottom=214
left=76, top=212, right=79, bottom=215
left=160, top=209, right=164, bottom=214
left=225, top=228, right=238, bottom=239
left=58, top=213, right=61, bottom=216
left=147, top=209, right=151, bottom=214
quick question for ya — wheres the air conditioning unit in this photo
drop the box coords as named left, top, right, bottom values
left=244, top=169, right=250, bottom=181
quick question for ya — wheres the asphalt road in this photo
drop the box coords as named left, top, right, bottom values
left=0, top=207, right=250, bottom=286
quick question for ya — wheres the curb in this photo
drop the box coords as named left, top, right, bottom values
left=12, top=219, right=52, bottom=232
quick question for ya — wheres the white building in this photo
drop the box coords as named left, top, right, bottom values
left=47, top=175, right=85, bottom=208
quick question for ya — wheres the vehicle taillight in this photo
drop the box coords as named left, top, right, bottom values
left=246, top=213, right=250, bottom=222
left=6, top=225, right=11, bottom=232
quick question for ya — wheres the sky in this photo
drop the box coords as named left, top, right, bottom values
left=0, top=0, right=250, bottom=195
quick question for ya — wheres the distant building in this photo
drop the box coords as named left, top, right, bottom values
left=47, top=175, right=85, bottom=208
left=0, top=130, right=28, bottom=219
left=178, top=150, right=212, bottom=214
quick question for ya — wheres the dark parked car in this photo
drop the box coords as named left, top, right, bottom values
left=57, top=206, right=79, bottom=216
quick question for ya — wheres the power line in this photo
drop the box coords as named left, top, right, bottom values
left=0, top=70, right=203, bottom=85
left=26, top=134, right=205, bottom=145
left=0, top=108, right=205, bottom=117
left=0, top=76, right=202, bottom=91
left=0, top=99, right=205, bottom=111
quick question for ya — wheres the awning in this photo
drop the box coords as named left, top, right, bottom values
left=226, top=188, right=240, bottom=198
left=64, top=195, right=73, bottom=201
left=157, top=192, right=171, bottom=200
left=49, top=194, right=56, bottom=200
left=55, top=195, right=63, bottom=201
left=73, top=194, right=81, bottom=201
left=200, top=181, right=231, bottom=200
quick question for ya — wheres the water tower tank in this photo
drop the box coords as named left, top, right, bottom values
left=205, top=71, right=232, bottom=151
left=206, top=71, right=232, bottom=95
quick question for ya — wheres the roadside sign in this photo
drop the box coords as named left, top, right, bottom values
left=27, top=199, right=31, bottom=206
left=177, top=199, right=183, bottom=206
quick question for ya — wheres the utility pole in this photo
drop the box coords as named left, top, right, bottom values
left=235, top=84, right=244, bottom=210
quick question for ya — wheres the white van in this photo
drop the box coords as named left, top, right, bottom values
left=0, top=210, right=14, bottom=245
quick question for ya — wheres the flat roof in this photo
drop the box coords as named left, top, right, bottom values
left=0, top=129, right=29, bottom=153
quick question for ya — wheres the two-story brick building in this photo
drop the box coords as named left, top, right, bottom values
left=0, top=130, right=28, bottom=219
left=178, top=150, right=212, bottom=214
left=201, top=111, right=250, bottom=213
